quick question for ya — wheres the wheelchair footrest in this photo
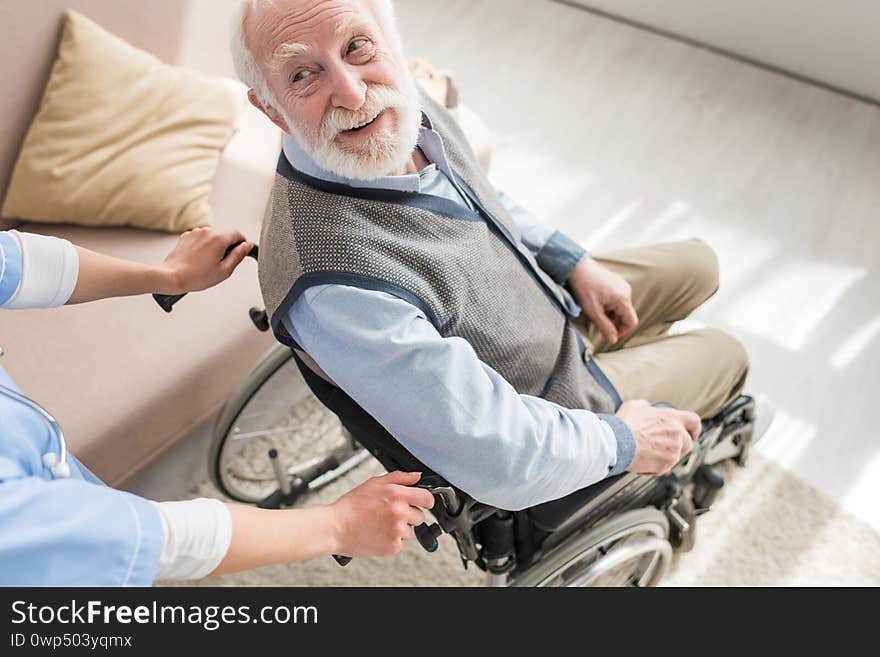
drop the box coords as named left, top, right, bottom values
left=704, top=396, right=755, bottom=466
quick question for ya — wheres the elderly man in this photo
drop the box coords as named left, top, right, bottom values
left=231, top=0, right=749, bottom=511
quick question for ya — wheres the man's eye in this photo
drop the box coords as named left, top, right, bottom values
left=292, top=70, right=313, bottom=83
left=347, top=38, right=368, bottom=55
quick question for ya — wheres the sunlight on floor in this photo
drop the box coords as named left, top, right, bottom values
left=488, top=139, right=595, bottom=222
left=705, top=228, right=779, bottom=292
left=637, top=201, right=692, bottom=244
left=721, top=261, right=867, bottom=351
left=754, top=407, right=817, bottom=470
left=828, top=314, right=880, bottom=370
left=581, top=199, right=644, bottom=251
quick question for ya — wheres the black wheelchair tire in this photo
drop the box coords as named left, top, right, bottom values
left=509, top=507, right=672, bottom=587
left=208, top=344, right=297, bottom=502
left=208, top=345, right=368, bottom=504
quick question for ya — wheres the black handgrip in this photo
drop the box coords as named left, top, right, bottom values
left=153, top=242, right=258, bottom=313
left=414, top=523, right=442, bottom=553
left=249, top=307, right=271, bottom=332
left=153, top=292, right=186, bottom=313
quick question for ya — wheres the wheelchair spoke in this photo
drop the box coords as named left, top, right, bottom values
left=229, top=427, right=303, bottom=441
left=511, top=511, right=672, bottom=588
left=214, top=353, right=369, bottom=504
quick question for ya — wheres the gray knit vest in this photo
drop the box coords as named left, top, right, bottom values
left=258, top=91, right=620, bottom=415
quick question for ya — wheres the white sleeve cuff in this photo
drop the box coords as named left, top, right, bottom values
left=3, top=231, right=79, bottom=309
left=151, top=498, right=232, bottom=581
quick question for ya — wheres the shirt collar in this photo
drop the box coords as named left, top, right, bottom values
left=281, top=112, right=456, bottom=194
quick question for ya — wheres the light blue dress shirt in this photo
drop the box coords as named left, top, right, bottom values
left=281, top=128, right=636, bottom=511
left=0, top=234, right=163, bottom=586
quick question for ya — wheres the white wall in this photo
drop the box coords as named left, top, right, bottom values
left=570, top=0, right=880, bottom=102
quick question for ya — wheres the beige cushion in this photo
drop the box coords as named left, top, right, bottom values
left=1, top=10, right=245, bottom=233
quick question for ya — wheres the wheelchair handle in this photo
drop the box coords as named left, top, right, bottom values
left=415, top=473, right=462, bottom=515
left=153, top=242, right=259, bottom=313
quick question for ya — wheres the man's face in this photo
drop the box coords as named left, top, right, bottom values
left=248, top=0, right=422, bottom=180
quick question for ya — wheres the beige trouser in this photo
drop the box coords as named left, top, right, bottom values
left=574, top=239, right=749, bottom=419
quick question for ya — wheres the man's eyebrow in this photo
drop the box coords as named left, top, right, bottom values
left=270, top=42, right=313, bottom=68
left=334, top=16, right=371, bottom=38
left=268, top=18, right=371, bottom=68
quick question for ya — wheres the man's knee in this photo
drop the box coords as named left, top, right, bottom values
left=682, top=328, right=750, bottom=416
left=650, top=238, right=720, bottom=315
left=702, top=328, right=749, bottom=378
left=683, top=238, right=719, bottom=304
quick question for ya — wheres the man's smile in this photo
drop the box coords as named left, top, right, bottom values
left=337, top=109, right=391, bottom=142
left=344, top=112, right=381, bottom=132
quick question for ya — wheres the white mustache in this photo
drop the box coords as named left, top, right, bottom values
left=319, top=85, right=407, bottom=140
left=288, top=74, right=423, bottom=181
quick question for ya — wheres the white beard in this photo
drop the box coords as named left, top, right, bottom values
left=283, top=76, right=423, bottom=181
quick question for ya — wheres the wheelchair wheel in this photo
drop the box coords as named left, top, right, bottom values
left=510, top=508, right=672, bottom=587
left=208, top=344, right=369, bottom=504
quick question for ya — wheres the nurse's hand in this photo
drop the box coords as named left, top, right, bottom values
left=328, top=471, right=436, bottom=558
left=161, top=227, right=255, bottom=294
left=212, top=472, right=436, bottom=575
left=67, top=227, right=254, bottom=304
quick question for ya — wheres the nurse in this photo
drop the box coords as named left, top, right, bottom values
left=0, top=227, right=433, bottom=586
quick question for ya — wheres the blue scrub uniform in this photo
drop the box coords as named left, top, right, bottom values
left=0, top=233, right=162, bottom=586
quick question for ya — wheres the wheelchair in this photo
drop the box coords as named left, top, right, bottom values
left=209, top=341, right=756, bottom=588
left=156, top=255, right=758, bottom=588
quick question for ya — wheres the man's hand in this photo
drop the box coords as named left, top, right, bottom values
left=328, top=471, right=435, bottom=558
left=162, top=227, right=254, bottom=294
left=568, top=256, right=638, bottom=346
left=617, top=400, right=702, bottom=475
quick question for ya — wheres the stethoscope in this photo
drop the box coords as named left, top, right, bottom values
left=0, top=346, right=70, bottom=479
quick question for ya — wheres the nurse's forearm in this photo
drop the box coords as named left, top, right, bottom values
left=152, top=472, right=430, bottom=581
left=68, top=247, right=176, bottom=304
left=211, top=504, right=340, bottom=575
left=211, top=471, right=433, bottom=576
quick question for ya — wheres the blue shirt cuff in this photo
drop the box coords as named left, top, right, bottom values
left=535, top=230, right=587, bottom=284
left=0, top=231, right=23, bottom=306
left=598, top=413, right=636, bottom=475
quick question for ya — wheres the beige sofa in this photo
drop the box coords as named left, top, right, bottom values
left=0, top=0, right=277, bottom=486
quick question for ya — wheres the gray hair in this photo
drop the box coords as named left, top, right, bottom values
left=230, top=0, right=400, bottom=108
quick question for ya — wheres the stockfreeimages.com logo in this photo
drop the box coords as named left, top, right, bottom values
left=11, top=600, right=317, bottom=632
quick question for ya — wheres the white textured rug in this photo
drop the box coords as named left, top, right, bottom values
left=165, top=397, right=880, bottom=587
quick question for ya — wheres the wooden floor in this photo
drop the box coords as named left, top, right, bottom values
left=397, top=0, right=880, bottom=529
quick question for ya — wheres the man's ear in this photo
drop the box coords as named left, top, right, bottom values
left=247, top=89, right=290, bottom=133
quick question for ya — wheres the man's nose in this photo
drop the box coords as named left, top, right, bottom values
left=329, top=63, right=367, bottom=111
